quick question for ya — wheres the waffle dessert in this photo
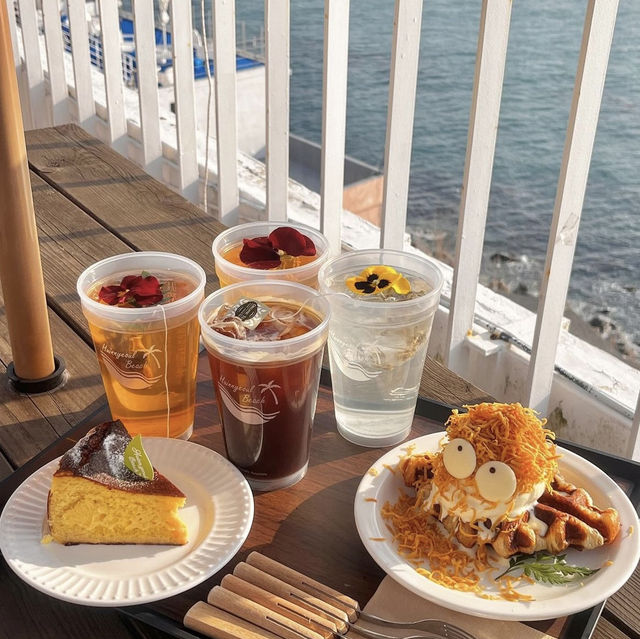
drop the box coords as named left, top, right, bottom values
left=47, top=420, right=188, bottom=545
left=398, top=403, right=621, bottom=559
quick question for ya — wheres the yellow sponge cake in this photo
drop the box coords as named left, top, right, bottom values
left=47, top=420, right=188, bottom=545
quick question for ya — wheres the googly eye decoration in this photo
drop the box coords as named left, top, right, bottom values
left=475, top=461, right=517, bottom=502
left=442, top=438, right=476, bottom=479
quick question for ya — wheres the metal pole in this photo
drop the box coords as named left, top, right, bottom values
left=0, top=0, right=65, bottom=393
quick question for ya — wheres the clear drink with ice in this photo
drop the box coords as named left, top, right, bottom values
left=319, top=250, right=443, bottom=447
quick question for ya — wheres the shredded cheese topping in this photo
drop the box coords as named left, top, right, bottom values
left=381, top=402, right=562, bottom=602
left=433, top=403, right=559, bottom=496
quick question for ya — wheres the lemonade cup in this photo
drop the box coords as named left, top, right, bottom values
left=199, top=280, right=330, bottom=490
left=211, top=221, right=330, bottom=289
left=77, top=252, right=206, bottom=439
left=319, top=249, right=443, bottom=447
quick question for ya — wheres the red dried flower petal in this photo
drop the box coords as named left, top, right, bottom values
left=130, top=275, right=162, bottom=298
left=239, top=236, right=280, bottom=267
left=269, top=227, right=316, bottom=257
left=97, top=274, right=164, bottom=307
left=120, top=275, right=141, bottom=290
left=98, top=285, right=123, bottom=305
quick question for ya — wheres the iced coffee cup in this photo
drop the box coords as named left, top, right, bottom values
left=77, top=252, right=206, bottom=439
left=319, top=249, right=443, bottom=448
left=212, top=221, right=330, bottom=289
left=199, top=280, right=330, bottom=491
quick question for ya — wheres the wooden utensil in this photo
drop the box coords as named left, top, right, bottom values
left=221, top=573, right=337, bottom=638
left=184, top=601, right=281, bottom=639
left=234, top=561, right=350, bottom=630
left=208, top=585, right=326, bottom=639
left=246, top=552, right=359, bottom=622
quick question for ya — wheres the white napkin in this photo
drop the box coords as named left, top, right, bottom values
left=360, top=576, right=565, bottom=639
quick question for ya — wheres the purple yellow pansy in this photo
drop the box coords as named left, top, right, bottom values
left=346, top=265, right=411, bottom=296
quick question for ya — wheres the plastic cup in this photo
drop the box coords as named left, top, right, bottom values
left=77, top=252, right=206, bottom=439
left=318, top=249, right=443, bottom=447
left=211, top=221, right=330, bottom=289
left=199, top=280, right=330, bottom=491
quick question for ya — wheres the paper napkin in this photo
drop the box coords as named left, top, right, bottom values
left=360, top=576, right=566, bottom=639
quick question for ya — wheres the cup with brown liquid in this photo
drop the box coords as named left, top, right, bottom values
left=198, top=281, right=330, bottom=490
left=77, top=252, right=206, bottom=439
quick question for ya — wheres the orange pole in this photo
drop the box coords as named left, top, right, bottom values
left=0, top=0, right=56, bottom=381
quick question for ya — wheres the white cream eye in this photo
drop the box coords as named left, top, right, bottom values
left=475, top=461, right=517, bottom=502
left=442, top=438, right=476, bottom=479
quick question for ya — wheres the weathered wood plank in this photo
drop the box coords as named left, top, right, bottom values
left=604, top=561, right=640, bottom=639
left=25, top=124, right=223, bottom=278
left=0, top=172, right=117, bottom=469
left=29, top=171, right=133, bottom=335
left=593, top=616, right=635, bottom=639
left=0, top=296, right=106, bottom=468
left=419, top=356, right=494, bottom=408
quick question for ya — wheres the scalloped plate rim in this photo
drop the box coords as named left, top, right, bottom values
left=354, top=432, right=640, bottom=621
left=0, top=437, right=254, bottom=606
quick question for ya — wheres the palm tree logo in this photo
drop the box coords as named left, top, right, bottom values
left=258, top=381, right=280, bottom=405
left=135, top=344, right=163, bottom=369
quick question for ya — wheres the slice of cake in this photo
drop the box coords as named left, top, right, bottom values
left=47, top=420, right=188, bottom=545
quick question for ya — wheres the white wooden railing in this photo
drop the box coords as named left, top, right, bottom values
left=7, top=0, right=640, bottom=457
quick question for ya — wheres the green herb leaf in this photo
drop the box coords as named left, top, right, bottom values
left=141, top=270, right=152, bottom=278
left=124, top=434, right=154, bottom=480
left=495, top=550, right=599, bottom=585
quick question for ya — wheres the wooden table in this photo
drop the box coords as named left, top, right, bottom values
left=0, top=125, right=637, bottom=639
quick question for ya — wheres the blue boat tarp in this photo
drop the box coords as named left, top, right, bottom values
left=60, top=14, right=263, bottom=86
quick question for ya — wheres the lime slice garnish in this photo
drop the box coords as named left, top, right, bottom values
left=124, top=434, right=154, bottom=480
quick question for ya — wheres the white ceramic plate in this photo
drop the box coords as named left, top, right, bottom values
left=354, top=433, right=640, bottom=621
left=0, top=438, right=254, bottom=606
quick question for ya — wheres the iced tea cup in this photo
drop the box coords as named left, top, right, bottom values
left=77, top=252, right=206, bottom=439
left=319, top=249, right=443, bottom=448
left=199, top=281, right=330, bottom=491
left=211, top=221, right=330, bottom=289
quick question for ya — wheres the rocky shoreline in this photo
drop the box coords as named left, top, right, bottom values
left=414, top=241, right=639, bottom=370
left=497, top=288, right=639, bottom=370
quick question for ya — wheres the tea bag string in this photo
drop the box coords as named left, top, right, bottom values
left=159, top=304, right=170, bottom=438
left=260, top=292, right=350, bottom=324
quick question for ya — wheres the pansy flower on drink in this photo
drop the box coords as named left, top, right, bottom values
left=239, top=226, right=316, bottom=270
left=346, top=265, right=411, bottom=296
left=98, top=273, right=164, bottom=307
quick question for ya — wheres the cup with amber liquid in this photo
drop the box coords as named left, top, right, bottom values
left=77, top=252, right=206, bottom=439
left=211, top=222, right=330, bottom=289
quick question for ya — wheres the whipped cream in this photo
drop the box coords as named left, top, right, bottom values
left=424, top=480, right=547, bottom=528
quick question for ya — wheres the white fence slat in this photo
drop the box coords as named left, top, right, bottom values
left=17, top=0, right=51, bottom=128
left=320, top=0, right=350, bottom=255
left=526, top=0, right=619, bottom=415
left=379, top=0, right=423, bottom=250
left=628, top=391, right=640, bottom=460
left=265, top=0, right=289, bottom=222
left=42, top=0, right=69, bottom=125
left=212, top=0, right=239, bottom=225
left=170, top=0, right=199, bottom=202
left=445, top=0, right=512, bottom=371
left=132, top=0, right=162, bottom=178
left=6, top=0, right=18, bottom=60
left=67, top=0, right=95, bottom=127
left=97, top=0, right=126, bottom=153
left=6, top=0, right=30, bottom=128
